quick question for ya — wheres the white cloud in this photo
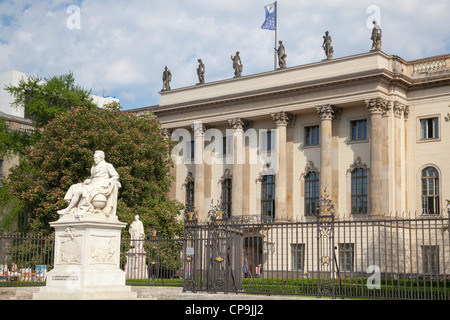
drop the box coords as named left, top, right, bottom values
left=0, top=0, right=448, bottom=110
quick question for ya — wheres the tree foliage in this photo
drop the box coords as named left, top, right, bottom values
left=1, top=103, right=183, bottom=237
left=0, top=72, right=96, bottom=159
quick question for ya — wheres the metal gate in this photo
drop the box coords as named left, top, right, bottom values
left=183, top=202, right=243, bottom=293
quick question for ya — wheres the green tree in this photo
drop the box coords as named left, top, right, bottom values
left=1, top=103, right=183, bottom=237
left=0, top=72, right=96, bottom=158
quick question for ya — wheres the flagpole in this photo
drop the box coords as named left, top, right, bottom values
left=274, top=1, right=277, bottom=70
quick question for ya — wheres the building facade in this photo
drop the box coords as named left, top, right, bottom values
left=131, top=51, right=450, bottom=223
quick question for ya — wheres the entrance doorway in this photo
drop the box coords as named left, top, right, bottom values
left=244, top=236, right=263, bottom=278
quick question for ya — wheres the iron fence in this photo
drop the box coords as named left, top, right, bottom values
left=183, top=214, right=450, bottom=300
left=0, top=214, right=449, bottom=300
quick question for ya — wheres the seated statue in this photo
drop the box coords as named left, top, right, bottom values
left=57, top=150, right=121, bottom=219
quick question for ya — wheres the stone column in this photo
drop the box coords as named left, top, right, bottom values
left=316, top=105, right=337, bottom=198
left=228, top=118, right=249, bottom=217
left=366, top=98, right=390, bottom=216
left=192, top=122, right=206, bottom=219
left=271, top=111, right=294, bottom=221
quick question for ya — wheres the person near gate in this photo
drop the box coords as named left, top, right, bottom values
left=256, top=264, right=263, bottom=278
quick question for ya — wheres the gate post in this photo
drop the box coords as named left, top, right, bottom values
left=316, top=188, right=336, bottom=298
left=183, top=203, right=199, bottom=293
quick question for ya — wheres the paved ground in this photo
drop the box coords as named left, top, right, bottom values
left=0, top=286, right=322, bottom=300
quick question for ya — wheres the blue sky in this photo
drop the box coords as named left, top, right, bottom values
left=0, top=0, right=449, bottom=110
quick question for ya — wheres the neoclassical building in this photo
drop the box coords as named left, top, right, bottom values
left=130, top=50, right=450, bottom=222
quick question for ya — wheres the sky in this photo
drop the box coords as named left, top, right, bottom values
left=0, top=0, right=449, bottom=111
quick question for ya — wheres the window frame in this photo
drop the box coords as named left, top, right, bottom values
left=350, top=119, right=368, bottom=142
left=418, top=115, right=440, bottom=142
left=304, top=171, right=320, bottom=216
left=421, top=166, right=440, bottom=215
left=261, top=175, right=275, bottom=221
left=221, top=177, right=232, bottom=218
left=304, top=125, right=320, bottom=146
left=351, top=167, right=368, bottom=214
left=291, top=243, right=305, bottom=271
left=338, top=243, right=355, bottom=272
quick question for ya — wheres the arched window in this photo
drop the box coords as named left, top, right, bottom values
left=351, top=168, right=368, bottom=214
left=305, top=172, right=320, bottom=216
left=261, top=175, right=275, bottom=221
left=421, top=167, right=440, bottom=215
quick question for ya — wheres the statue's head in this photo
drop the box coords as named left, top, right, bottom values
left=94, top=150, right=105, bottom=164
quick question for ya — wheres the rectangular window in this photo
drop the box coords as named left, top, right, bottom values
left=221, top=178, right=232, bottom=218
left=190, top=140, right=195, bottom=161
left=420, top=117, right=439, bottom=140
left=351, top=119, right=367, bottom=141
left=351, top=168, right=368, bottom=214
left=291, top=244, right=305, bottom=271
left=266, top=130, right=272, bottom=151
left=223, top=135, right=233, bottom=157
left=339, top=243, right=354, bottom=272
left=260, top=130, right=275, bottom=152
left=261, top=175, right=275, bottom=221
left=422, top=245, right=439, bottom=274
left=304, top=172, right=320, bottom=216
left=305, top=125, right=320, bottom=146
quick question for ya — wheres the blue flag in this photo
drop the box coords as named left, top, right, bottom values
left=261, top=2, right=276, bottom=30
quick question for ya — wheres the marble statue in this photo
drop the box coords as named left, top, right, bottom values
left=276, top=40, right=287, bottom=69
left=57, top=150, right=121, bottom=219
left=371, top=20, right=382, bottom=51
left=322, top=31, right=334, bottom=59
left=162, top=65, right=172, bottom=91
left=197, top=59, right=205, bottom=84
left=129, top=215, right=145, bottom=252
left=231, top=51, right=243, bottom=77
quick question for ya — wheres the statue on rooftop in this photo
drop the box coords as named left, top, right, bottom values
left=231, top=51, right=243, bottom=77
left=322, top=31, right=334, bottom=59
left=370, top=20, right=382, bottom=51
left=197, top=59, right=205, bottom=84
left=276, top=40, right=287, bottom=69
left=162, top=66, right=172, bottom=91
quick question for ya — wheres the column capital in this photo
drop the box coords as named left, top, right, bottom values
left=316, top=104, right=339, bottom=120
left=392, top=101, right=409, bottom=120
left=191, top=121, right=208, bottom=136
left=160, top=128, right=171, bottom=140
left=228, top=117, right=252, bottom=131
left=271, top=111, right=295, bottom=127
left=365, top=97, right=390, bottom=115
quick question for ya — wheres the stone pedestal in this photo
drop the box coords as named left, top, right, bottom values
left=34, top=213, right=137, bottom=300
left=125, top=250, right=148, bottom=279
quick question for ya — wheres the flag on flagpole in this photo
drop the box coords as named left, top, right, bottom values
left=261, top=2, right=276, bottom=30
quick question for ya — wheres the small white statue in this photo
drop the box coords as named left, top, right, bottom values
left=57, top=150, right=121, bottom=219
left=129, top=215, right=145, bottom=252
